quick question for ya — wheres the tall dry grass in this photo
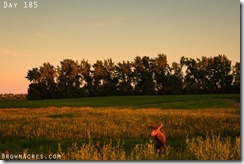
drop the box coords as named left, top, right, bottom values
left=53, top=134, right=240, bottom=160
left=0, top=107, right=240, bottom=160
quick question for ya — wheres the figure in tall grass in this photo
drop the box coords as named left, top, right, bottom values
left=150, top=124, right=166, bottom=153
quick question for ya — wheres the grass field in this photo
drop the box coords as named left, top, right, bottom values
left=0, top=94, right=240, bottom=160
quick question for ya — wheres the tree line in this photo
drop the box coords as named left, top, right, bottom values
left=0, top=94, right=27, bottom=100
left=26, top=54, right=240, bottom=100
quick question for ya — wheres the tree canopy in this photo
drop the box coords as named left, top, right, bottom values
left=26, top=54, right=240, bottom=100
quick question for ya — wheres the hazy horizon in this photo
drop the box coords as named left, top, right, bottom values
left=0, top=0, right=240, bottom=94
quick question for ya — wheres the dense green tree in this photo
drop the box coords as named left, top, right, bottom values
left=102, top=58, right=118, bottom=96
left=141, top=56, right=155, bottom=95
left=181, top=56, right=213, bottom=94
left=132, top=56, right=143, bottom=94
left=57, top=59, right=80, bottom=98
left=206, top=55, right=233, bottom=93
left=26, top=63, right=57, bottom=99
left=167, top=62, right=183, bottom=94
left=116, top=61, right=133, bottom=95
left=91, top=59, right=118, bottom=96
left=132, top=56, right=155, bottom=95
left=153, top=54, right=170, bottom=94
left=26, top=83, right=41, bottom=100
left=39, top=62, right=58, bottom=98
left=181, top=55, right=233, bottom=94
left=181, top=57, right=200, bottom=94
left=232, top=62, right=240, bottom=93
left=79, top=59, right=92, bottom=97
left=26, top=67, right=41, bottom=83
left=92, top=60, right=106, bottom=96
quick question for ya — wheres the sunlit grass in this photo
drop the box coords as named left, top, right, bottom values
left=0, top=106, right=240, bottom=160
left=18, top=134, right=240, bottom=160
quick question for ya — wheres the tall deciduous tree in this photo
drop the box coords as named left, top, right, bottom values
left=182, top=55, right=233, bottom=94
left=116, top=61, right=133, bottom=95
left=206, top=55, right=232, bottom=93
left=181, top=57, right=200, bottom=94
left=79, top=59, right=92, bottom=97
left=26, top=67, right=41, bottom=83
left=58, top=59, right=80, bottom=98
left=168, top=62, right=183, bottom=94
left=92, top=60, right=106, bottom=96
left=102, top=58, right=118, bottom=96
left=232, top=62, right=240, bottom=93
left=153, top=54, right=170, bottom=94
left=132, top=56, right=155, bottom=95
left=26, top=62, right=57, bottom=99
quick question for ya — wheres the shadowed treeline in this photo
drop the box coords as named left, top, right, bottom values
left=26, top=54, right=240, bottom=100
left=0, top=94, right=27, bottom=100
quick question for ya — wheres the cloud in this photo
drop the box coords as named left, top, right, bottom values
left=0, top=48, right=28, bottom=57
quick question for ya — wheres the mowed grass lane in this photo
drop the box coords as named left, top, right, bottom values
left=0, top=94, right=240, bottom=109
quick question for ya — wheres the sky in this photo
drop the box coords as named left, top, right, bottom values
left=0, top=0, right=240, bottom=94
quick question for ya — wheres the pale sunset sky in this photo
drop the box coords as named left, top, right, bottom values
left=0, top=0, right=240, bottom=94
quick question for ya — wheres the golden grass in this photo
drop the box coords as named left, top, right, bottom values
left=0, top=107, right=240, bottom=160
